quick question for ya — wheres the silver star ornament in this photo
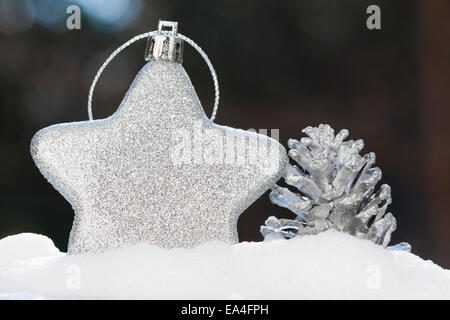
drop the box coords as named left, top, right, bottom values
left=31, top=25, right=287, bottom=254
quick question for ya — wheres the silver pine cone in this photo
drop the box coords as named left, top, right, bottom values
left=261, top=124, right=410, bottom=251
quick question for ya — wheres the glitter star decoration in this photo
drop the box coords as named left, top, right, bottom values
left=31, top=59, right=287, bottom=255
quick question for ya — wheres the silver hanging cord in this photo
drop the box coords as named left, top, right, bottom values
left=87, top=31, right=220, bottom=122
left=177, top=34, right=219, bottom=122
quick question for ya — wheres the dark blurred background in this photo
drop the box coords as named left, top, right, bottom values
left=0, top=0, right=449, bottom=267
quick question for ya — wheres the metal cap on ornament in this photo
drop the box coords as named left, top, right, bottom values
left=145, top=20, right=184, bottom=63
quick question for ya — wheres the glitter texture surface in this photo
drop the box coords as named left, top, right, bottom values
left=30, top=60, right=287, bottom=254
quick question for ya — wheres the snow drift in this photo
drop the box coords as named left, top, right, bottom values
left=0, top=231, right=449, bottom=299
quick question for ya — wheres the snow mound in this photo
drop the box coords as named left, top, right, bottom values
left=0, top=230, right=449, bottom=299
left=0, top=233, right=62, bottom=266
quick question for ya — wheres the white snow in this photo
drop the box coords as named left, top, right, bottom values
left=0, top=233, right=63, bottom=266
left=0, top=230, right=449, bottom=299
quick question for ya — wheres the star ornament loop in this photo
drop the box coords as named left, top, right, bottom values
left=31, top=60, right=288, bottom=254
